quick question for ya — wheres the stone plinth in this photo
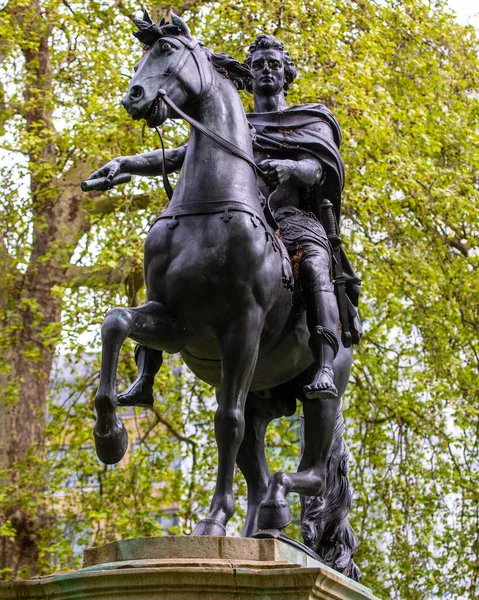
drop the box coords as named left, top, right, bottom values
left=0, top=536, right=380, bottom=600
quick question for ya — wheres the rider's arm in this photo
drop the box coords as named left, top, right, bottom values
left=256, top=119, right=335, bottom=188
left=290, top=154, right=323, bottom=188
left=121, top=145, right=187, bottom=176
left=87, top=144, right=187, bottom=182
left=257, top=153, right=322, bottom=188
left=291, top=118, right=337, bottom=187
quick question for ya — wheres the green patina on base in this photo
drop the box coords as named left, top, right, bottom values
left=0, top=536, right=380, bottom=600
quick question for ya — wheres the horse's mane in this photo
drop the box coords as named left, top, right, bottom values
left=133, top=10, right=253, bottom=90
left=208, top=52, right=252, bottom=90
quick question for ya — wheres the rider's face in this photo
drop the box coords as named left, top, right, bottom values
left=250, top=49, right=285, bottom=97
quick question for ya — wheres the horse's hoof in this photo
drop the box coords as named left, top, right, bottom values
left=303, top=383, right=338, bottom=401
left=257, top=500, right=291, bottom=531
left=192, top=518, right=226, bottom=536
left=118, top=376, right=154, bottom=408
left=94, top=416, right=128, bottom=464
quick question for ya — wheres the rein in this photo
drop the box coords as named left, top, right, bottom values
left=152, top=36, right=266, bottom=201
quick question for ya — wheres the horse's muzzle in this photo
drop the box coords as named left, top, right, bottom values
left=122, top=91, right=168, bottom=128
left=122, top=88, right=147, bottom=120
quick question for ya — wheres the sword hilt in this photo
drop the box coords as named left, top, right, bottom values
left=321, top=198, right=341, bottom=248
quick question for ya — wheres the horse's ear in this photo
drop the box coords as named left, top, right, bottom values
left=142, top=9, right=153, bottom=24
left=169, top=11, right=191, bottom=38
left=132, top=9, right=163, bottom=46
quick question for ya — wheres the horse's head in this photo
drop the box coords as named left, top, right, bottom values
left=122, top=11, right=200, bottom=127
left=123, top=10, right=253, bottom=129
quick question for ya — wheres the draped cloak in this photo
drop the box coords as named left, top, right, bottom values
left=248, top=104, right=362, bottom=344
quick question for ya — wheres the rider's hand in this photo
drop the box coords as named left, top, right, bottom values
left=87, top=158, right=124, bottom=183
left=257, top=159, right=296, bottom=187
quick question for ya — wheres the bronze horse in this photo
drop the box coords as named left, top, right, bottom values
left=89, top=12, right=358, bottom=575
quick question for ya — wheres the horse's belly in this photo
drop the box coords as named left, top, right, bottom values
left=181, top=307, right=312, bottom=391
left=251, top=309, right=312, bottom=389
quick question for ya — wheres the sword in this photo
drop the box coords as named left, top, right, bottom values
left=321, top=198, right=352, bottom=348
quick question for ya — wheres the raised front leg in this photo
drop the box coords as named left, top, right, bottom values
left=94, top=301, right=184, bottom=465
left=193, top=310, right=263, bottom=536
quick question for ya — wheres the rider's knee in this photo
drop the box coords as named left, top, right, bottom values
left=300, top=252, right=333, bottom=292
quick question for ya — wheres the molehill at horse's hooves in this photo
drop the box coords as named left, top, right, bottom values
left=81, top=8, right=365, bottom=590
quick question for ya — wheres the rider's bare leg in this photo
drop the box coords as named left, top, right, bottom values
left=94, top=301, right=183, bottom=465
left=193, top=309, right=263, bottom=536
left=258, top=396, right=340, bottom=531
left=300, top=249, right=340, bottom=400
left=235, top=395, right=271, bottom=537
left=118, top=345, right=163, bottom=407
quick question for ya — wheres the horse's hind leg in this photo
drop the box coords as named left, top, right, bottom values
left=236, top=394, right=271, bottom=537
left=258, top=395, right=340, bottom=530
left=94, top=301, right=182, bottom=465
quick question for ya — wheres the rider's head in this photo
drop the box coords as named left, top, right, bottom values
left=244, top=35, right=297, bottom=97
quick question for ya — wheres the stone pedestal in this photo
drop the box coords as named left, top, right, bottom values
left=0, top=536, right=380, bottom=599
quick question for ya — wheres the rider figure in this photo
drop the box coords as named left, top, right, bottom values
left=87, top=34, right=361, bottom=405
left=246, top=34, right=343, bottom=400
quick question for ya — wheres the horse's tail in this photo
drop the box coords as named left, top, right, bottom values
left=300, top=402, right=361, bottom=581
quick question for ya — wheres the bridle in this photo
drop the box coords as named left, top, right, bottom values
left=148, top=35, right=266, bottom=200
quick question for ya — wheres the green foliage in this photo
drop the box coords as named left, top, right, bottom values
left=1, top=0, right=479, bottom=598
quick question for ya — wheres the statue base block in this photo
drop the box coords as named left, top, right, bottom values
left=0, top=536, right=380, bottom=599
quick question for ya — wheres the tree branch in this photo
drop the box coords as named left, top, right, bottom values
left=150, top=406, right=197, bottom=448
left=88, top=192, right=153, bottom=216
left=66, top=263, right=142, bottom=289
left=441, top=235, right=471, bottom=257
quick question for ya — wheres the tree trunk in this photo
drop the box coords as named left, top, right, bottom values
left=0, top=0, right=194, bottom=577
left=0, top=0, right=87, bottom=576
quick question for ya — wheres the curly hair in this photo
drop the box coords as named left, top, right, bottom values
left=244, top=34, right=297, bottom=94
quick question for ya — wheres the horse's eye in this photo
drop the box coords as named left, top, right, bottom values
left=160, top=42, right=173, bottom=53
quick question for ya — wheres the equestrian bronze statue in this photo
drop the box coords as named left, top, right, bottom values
left=84, top=11, right=361, bottom=580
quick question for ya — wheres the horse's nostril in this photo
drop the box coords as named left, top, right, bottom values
left=130, top=86, right=144, bottom=101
